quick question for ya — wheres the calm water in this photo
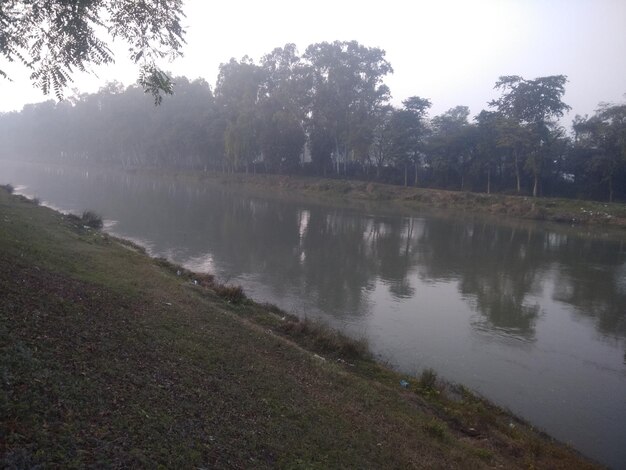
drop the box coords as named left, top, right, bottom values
left=2, top=160, right=625, bottom=468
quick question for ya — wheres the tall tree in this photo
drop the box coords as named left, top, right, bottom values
left=428, top=106, right=474, bottom=189
left=257, top=44, right=309, bottom=172
left=495, top=116, right=531, bottom=193
left=303, top=41, right=392, bottom=175
left=214, top=57, right=265, bottom=172
left=368, top=105, right=394, bottom=179
left=490, top=75, right=571, bottom=197
left=474, top=110, right=503, bottom=194
left=389, top=97, right=431, bottom=186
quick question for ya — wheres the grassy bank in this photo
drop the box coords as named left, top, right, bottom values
left=172, top=171, right=626, bottom=229
left=0, top=187, right=598, bottom=468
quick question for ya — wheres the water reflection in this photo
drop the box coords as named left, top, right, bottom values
left=553, top=260, right=626, bottom=340
left=415, top=220, right=546, bottom=341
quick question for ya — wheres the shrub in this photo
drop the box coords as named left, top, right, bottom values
left=81, top=211, right=103, bottom=229
left=419, top=367, right=438, bottom=391
left=279, top=318, right=370, bottom=361
left=1, top=183, right=14, bottom=194
left=214, top=283, right=246, bottom=303
left=195, top=273, right=216, bottom=288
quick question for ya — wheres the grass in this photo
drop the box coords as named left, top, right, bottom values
left=0, top=186, right=599, bottom=468
left=424, top=419, right=450, bottom=442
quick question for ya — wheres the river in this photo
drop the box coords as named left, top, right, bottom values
left=2, top=160, right=625, bottom=468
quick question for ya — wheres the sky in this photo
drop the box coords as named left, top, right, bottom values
left=1, top=0, right=625, bottom=123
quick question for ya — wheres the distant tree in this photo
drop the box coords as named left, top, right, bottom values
left=224, top=109, right=258, bottom=173
left=368, top=105, right=394, bottom=179
left=214, top=57, right=265, bottom=172
left=389, top=96, right=431, bottom=186
left=303, top=41, right=392, bottom=175
left=428, top=106, right=474, bottom=189
left=0, top=77, right=216, bottom=168
left=0, top=0, right=186, bottom=103
left=490, top=75, right=571, bottom=196
left=495, top=116, right=531, bottom=193
left=257, top=97, right=306, bottom=172
left=309, top=123, right=335, bottom=175
left=257, top=44, right=309, bottom=172
left=474, top=110, right=503, bottom=194
left=573, top=103, right=626, bottom=201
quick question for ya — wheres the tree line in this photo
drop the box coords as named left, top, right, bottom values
left=1, top=41, right=625, bottom=201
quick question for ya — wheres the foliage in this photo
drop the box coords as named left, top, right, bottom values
left=572, top=104, right=626, bottom=201
left=427, top=106, right=474, bottom=189
left=490, top=75, right=571, bottom=197
left=258, top=44, right=309, bottom=172
left=474, top=110, right=502, bottom=193
left=215, top=57, right=264, bottom=172
left=304, top=41, right=393, bottom=173
left=490, top=75, right=570, bottom=124
left=0, top=0, right=185, bottom=102
left=389, top=97, right=431, bottom=186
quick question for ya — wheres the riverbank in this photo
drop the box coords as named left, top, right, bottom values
left=0, top=187, right=598, bottom=468
left=165, top=171, right=626, bottom=229
left=7, top=158, right=626, bottom=228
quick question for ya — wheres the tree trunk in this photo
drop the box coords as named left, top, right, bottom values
left=532, top=171, right=538, bottom=198
left=609, top=175, right=614, bottom=203
left=514, top=151, right=521, bottom=193
left=335, top=137, right=340, bottom=175
left=487, top=166, right=491, bottom=194
left=404, top=163, right=408, bottom=187
left=414, top=163, right=418, bottom=187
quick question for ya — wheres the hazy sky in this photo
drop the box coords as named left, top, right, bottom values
left=1, top=0, right=625, bottom=122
